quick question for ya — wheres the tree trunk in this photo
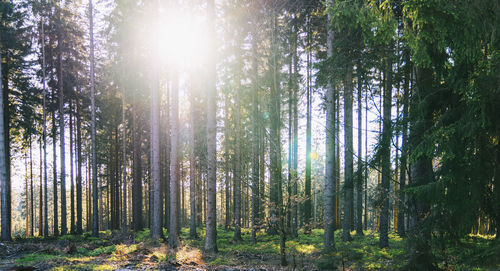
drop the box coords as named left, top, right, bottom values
left=304, top=19, right=312, bottom=233
left=0, top=39, right=10, bottom=240
left=356, top=65, right=364, bottom=236
left=364, top=81, right=368, bottom=231
left=76, top=93, right=83, bottom=234
left=234, top=74, right=242, bottom=242
left=149, top=1, right=161, bottom=238
left=25, top=152, right=29, bottom=236
left=30, top=138, right=34, bottom=236
left=342, top=63, right=353, bottom=242
left=379, top=56, right=392, bottom=248
left=69, top=102, right=75, bottom=234
left=169, top=74, right=180, bottom=247
left=291, top=18, right=299, bottom=237
left=41, top=18, right=49, bottom=237
left=251, top=25, right=260, bottom=243
left=268, top=11, right=282, bottom=236
left=324, top=7, right=336, bottom=249
left=224, top=105, right=231, bottom=231
left=204, top=0, right=218, bottom=253
left=407, top=67, right=437, bottom=270
left=57, top=2, right=67, bottom=235
left=121, top=90, right=127, bottom=231
left=189, top=85, right=197, bottom=239
left=89, top=0, right=99, bottom=237
left=397, top=53, right=410, bottom=237
left=39, top=139, right=43, bottom=236
left=52, top=105, right=59, bottom=236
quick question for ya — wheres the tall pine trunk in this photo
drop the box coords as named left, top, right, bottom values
left=169, top=74, right=180, bottom=247
left=234, top=72, right=242, bottom=241
left=324, top=5, right=336, bottom=249
left=251, top=25, right=260, bottom=243
left=304, top=19, right=312, bottom=233
left=397, top=52, right=410, bottom=237
left=52, top=103, right=59, bottom=236
left=356, top=66, right=364, bottom=236
left=121, top=90, right=127, bottom=230
left=204, top=0, right=218, bottom=254
left=69, top=102, right=75, bottom=233
left=89, top=0, right=99, bottom=237
left=379, top=56, right=392, bottom=248
left=57, top=1, right=67, bottom=235
left=0, top=38, right=10, bottom=240
left=342, top=63, right=353, bottom=242
left=149, top=0, right=161, bottom=239
left=41, top=18, right=49, bottom=237
left=76, top=93, right=83, bottom=234
left=189, top=85, right=197, bottom=239
left=407, top=67, right=436, bottom=270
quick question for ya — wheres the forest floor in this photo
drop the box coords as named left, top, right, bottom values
left=0, top=227, right=498, bottom=271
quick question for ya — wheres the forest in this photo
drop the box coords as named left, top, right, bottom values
left=0, top=0, right=499, bottom=270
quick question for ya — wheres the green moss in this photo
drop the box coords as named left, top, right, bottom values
left=134, top=229, right=151, bottom=243
left=88, top=245, right=116, bottom=256
left=16, top=253, right=60, bottom=265
left=209, top=255, right=236, bottom=266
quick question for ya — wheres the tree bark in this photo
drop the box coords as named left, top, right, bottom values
left=251, top=25, right=260, bottom=243
left=0, top=38, right=10, bottom=240
left=57, top=1, right=67, bottom=235
left=52, top=102, right=59, bottom=236
left=189, top=85, right=197, bottom=239
left=40, top=17, right=49, bottom=237
left=407, top=67, right=437, bottom=270
left=169, top=74, right=180, bottom=247
left=76, top=93, right=83, bottom=234
left=324, top=5, right=336, bottom=249
left=268, top=11, right=282, bottom=236
left=379, top=56, right=392, bottom=248
left=149, top=0, right=161, bottom=238
left=356, top=65, right=364, bottom=236
left=70, top=102, right=75, bottom=234
left=397, top=52, right=410, bottom=237
left=304, top=18, right=312, bottom=233
left=121, top=90, right=127, bottom=231
left=234, top=71, right=242, bottom=241
left=342, top=63, right=353, bottom=242
left=204, top=0, right=218, bottom=253
left=30, top=138, right=34, bottom=236
left=89, top=0, right=99, bottom=237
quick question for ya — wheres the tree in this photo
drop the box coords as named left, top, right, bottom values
left=89, top=0, right=99, bottom=237
left=40, top=16, right=49, bottom=237
left=0, top=26, right=11, bottom=242
left=355, top=65, right=364, bottom=236
left=268, top=7, right=281, bottom=236
left=397, top=50, right=410, bottom=237
left=149, top=0, right=161, bottom=240
left=379, top=55, right=392, bottom=248
left=233, top=66, right=242, bottom=242
left=189, top=83, right=197, bottom=239
left=324, top=0, right=336, bottom=250
left=304, top=16, right=312, bottom=233
left=52, top=95, right=58, bottom=236
left=342, top=63, right=353, bottom=242
left=57, top=0, right=67, bottom=236
left=204, top=0, right=217, bottom=253
left=76, top=93, right=83, bottom=234
left=250, top=21, right=260, bottom=243
left=169, top=74, right=179, bottom=248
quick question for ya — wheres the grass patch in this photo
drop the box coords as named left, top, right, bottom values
left=16, top=253, right=61, bottom=265
left=88, top=245, right=116, bottom=256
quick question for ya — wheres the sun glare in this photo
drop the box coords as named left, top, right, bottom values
left=152, top=8, right=208, bottom=69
